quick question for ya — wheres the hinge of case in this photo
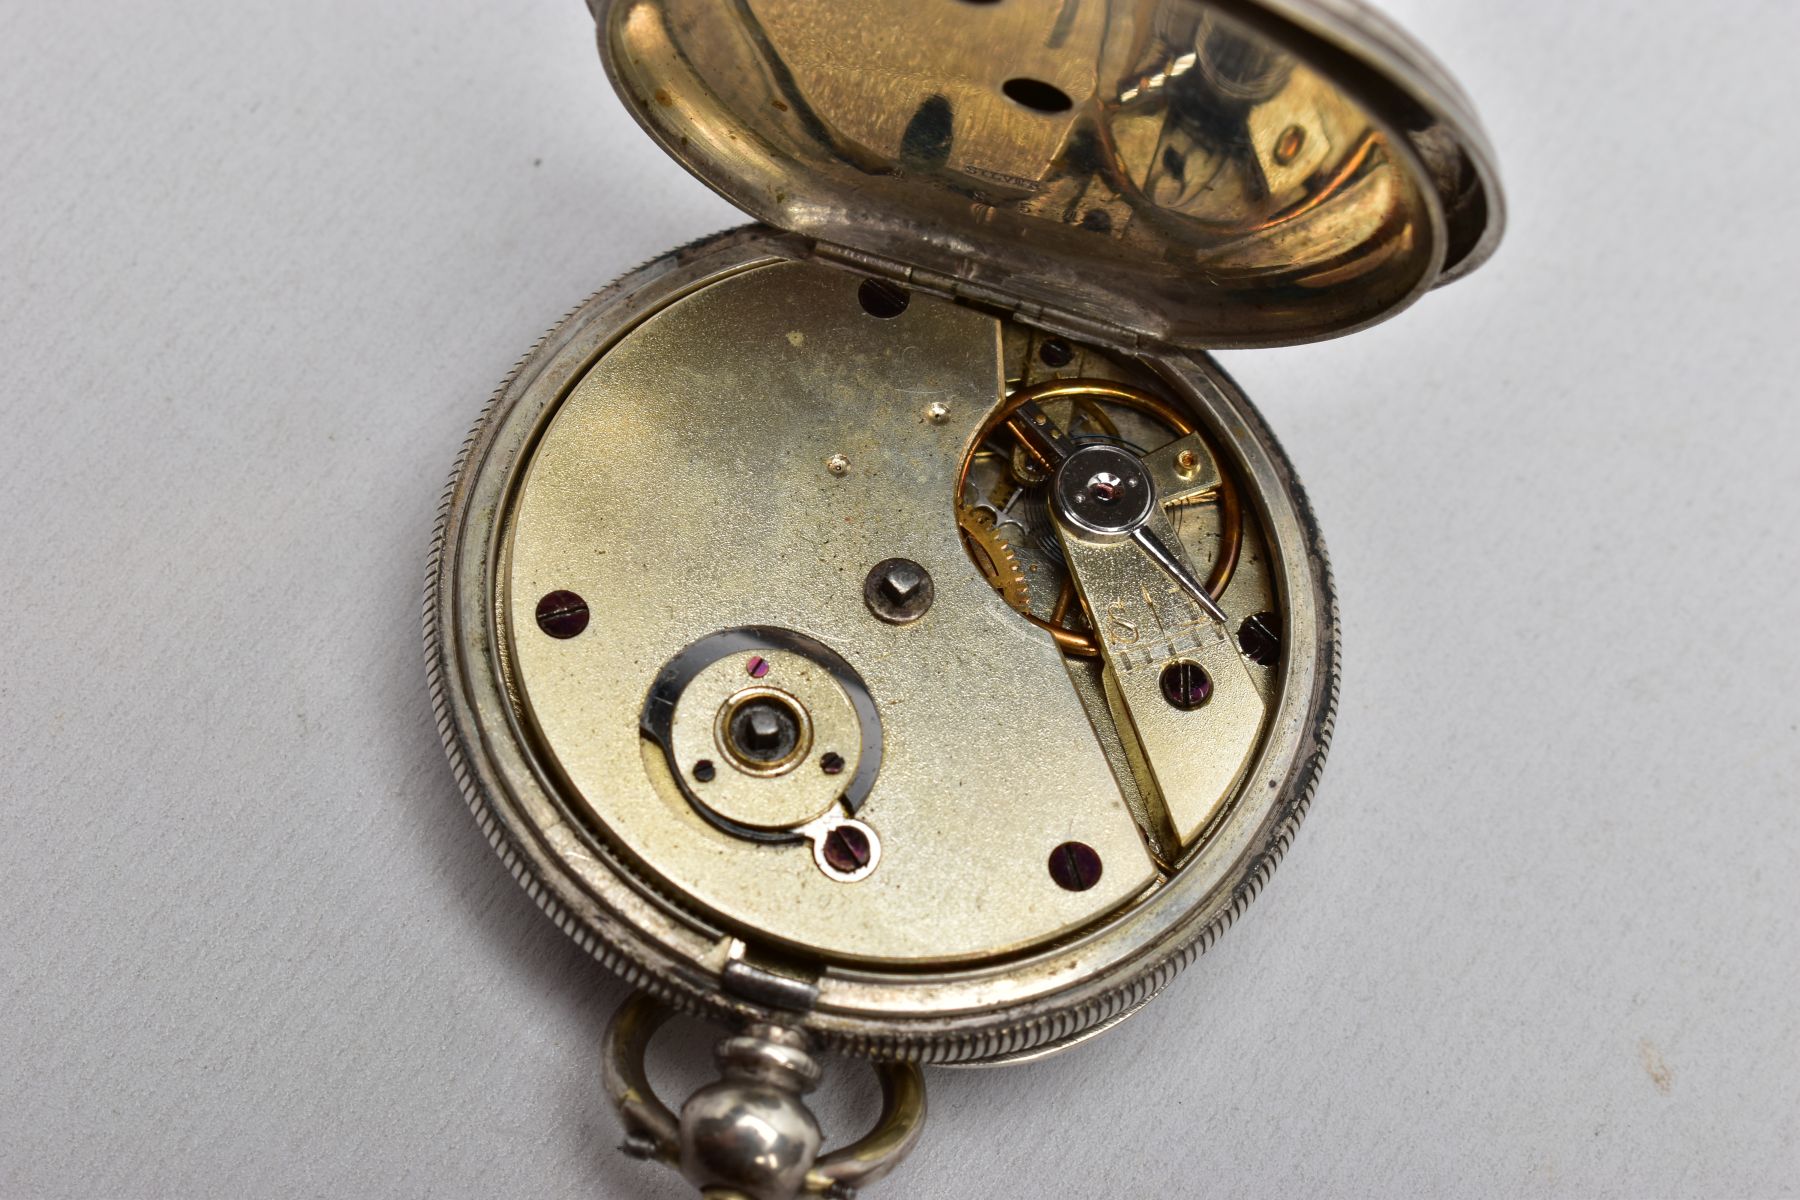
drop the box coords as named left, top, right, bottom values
left=812, top=240, right=1152, bottom=354
left=719, top=939, right=820, bottom=1012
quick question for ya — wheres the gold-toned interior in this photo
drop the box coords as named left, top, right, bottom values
left=500, top=260, right=1283, bottom=966
left=604, top=0, right=1447, bottom=346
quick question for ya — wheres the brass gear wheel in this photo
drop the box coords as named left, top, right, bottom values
left=957, top=506, right=1031, bottom=613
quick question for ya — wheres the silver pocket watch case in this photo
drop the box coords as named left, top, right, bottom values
left=426, top=2, right=1501, bottom=1195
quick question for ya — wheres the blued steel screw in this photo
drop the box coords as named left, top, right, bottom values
left=819, top=751, right=845, bottom=776
left=1038, top=337, right=1074, bottom=367
left=535, top=590, right=589, bottom=639
left=1237, top=611, right=1282, bottom=668
left=821, top=825, right=873, bottom=874
left=1048, top=841, right=1102, bottom=891
left=692, top=759, right=716, bottom=783
left=1159, top=659, right=1213, bottom=710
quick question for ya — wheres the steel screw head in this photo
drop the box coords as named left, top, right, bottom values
left=1048, top=841, right=1103, bottom=891
left=863, top=558, right=934, bottom=624
left=746, top=655, right=770, bottom=679
left=812, top=819, right=880, bottom=882
left=1159, top=660, right=1213, bottom=710
left=535, top=590, right=589, bottom=638
left=821, top=825, right=873, bottom=874
left=1238, top=611, right=1282, bottom=667
left=819, top=751, right=845, bottom=775
left=1038, top=336, right=1074, bottom=367
left=693, top=759, right=717, bottom=783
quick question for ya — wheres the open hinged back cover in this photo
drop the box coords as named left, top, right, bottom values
left=594, top=0, right=1502, bottom=349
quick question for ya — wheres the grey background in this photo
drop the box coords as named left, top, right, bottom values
left=3, top=0, right=1796, bottom=1196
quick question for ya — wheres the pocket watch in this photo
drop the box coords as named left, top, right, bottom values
left=425, top=1, right=1502, bottom=1195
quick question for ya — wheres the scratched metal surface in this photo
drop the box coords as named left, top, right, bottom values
left=1, top=0, right=1796, bottom=1197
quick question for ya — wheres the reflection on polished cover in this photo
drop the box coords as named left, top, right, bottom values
left=599, top=0, right=1501, bottom=346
